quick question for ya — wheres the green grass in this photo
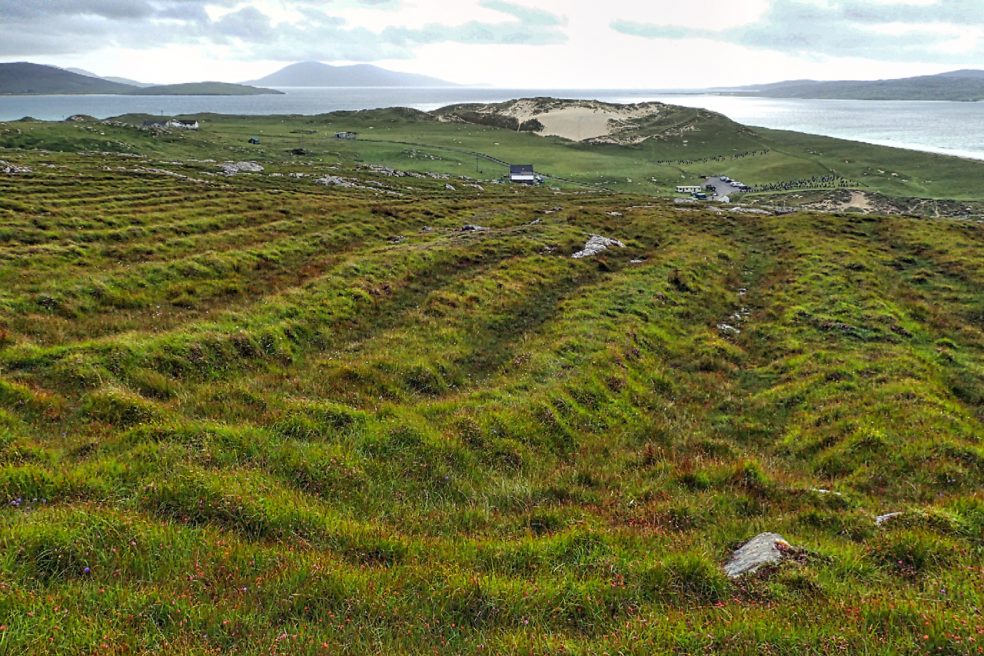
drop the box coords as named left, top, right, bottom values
left=0, top=111, right=981, bottom=654
left=3, top=105, right=984, bottom=202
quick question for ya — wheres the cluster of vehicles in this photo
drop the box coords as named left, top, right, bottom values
left=712, top=176, right=752, bottom=192
left=676, top=176, right=752, bottom=201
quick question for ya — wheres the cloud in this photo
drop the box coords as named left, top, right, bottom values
left=480, top=0, right=567, bottom=28
left=612, top=0, right=984, bottom=63
left=0, top=0, right=567, bottom=60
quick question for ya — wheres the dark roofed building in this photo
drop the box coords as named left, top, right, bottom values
left=510, top=164, right=536, bottom=184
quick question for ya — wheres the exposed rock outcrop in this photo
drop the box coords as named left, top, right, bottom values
left=724, top=533, right=792, bottom=579
left=572, top=235, right=625, bottom=259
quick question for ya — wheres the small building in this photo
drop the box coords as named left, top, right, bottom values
left=335, top=131, right=358, bottom=140
left=510, top=164, right=536, bottom=185
left=676, top=185, right=704, bottom=194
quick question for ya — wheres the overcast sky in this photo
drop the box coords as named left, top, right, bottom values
left=3, top=0, right=981, bottom=87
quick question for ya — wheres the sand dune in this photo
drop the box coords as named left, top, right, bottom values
left=438, top=98, right=669, bottom=143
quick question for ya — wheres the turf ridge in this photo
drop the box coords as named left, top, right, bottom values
left=0, top=134, right=982, bottom=655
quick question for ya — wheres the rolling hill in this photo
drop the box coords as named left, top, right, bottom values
left=0, top=62, right=136, bottom=95
left=434, top=97, right=757, bottom=145
left=129, top=82, right=283, bottom=96
left=65, top=67, right=154, bottom=88
left=726, top=69, right=984, bottom=101
left=0, top=63, right=281, bottom=96
left=249, top=61, right=459, bottom=87
left=0, top=103, right=981, bottom=654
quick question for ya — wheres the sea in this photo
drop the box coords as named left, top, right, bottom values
left=1, top=87, right=982, bottom=161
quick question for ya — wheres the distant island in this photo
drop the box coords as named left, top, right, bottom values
left=718, top=69, right=984, bottom=102
left=0, top=63, right=280, bottom=96
left=246, top=61, right=459, bottom=88
left=129, top=82, right=282, bottom=96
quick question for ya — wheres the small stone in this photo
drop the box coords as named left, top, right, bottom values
left=875, top=512, right=903, bottom=526
left=717, top=323, right=741, bottom=337
left=811, top=488, right=842, bottom=496
left=724, top=532, right=792, bottom=579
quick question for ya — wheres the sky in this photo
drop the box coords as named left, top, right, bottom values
left=2, top=0, right=982, bottom=88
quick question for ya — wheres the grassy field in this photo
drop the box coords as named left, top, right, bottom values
left=0, top=112, right=982, bottom=654
left=3, top=106, right=984, bottom=203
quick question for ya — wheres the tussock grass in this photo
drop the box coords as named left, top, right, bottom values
left=0, top=125, right=981, bottom=654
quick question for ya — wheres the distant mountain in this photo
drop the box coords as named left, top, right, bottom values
left=64, top=67, right=100, bottom=78
left=130, top=82, right=283, bottom=96
left=0, top=62, right=136, bottom=95
left=724, top=70, right=984, bottom=101
left=249, top=61, right=458, bottom=87
left=65, top=67, right=155, bottom=88
left=0, top=63, right=281, bottom=96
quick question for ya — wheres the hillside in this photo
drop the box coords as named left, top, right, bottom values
left=3, top=100, right=984, bottom=208
left=435, top=97, right=756, bottom=144
left=0, top=63, right=280, bottom=96
left=129, top=82, right=283, bottom=96
left=250, top=61, right=459, bottom=87
left=0, top=118, right=982, bottom=653
left=727, top=69, right=984, bottom=101
left=65, top=67, right=154, bottom=88
left=0, top=62, right=136, bottom=95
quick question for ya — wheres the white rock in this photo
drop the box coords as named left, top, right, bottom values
left=219, top=161, right=264, bottom=175
left=1, top=160, right=32, bottom=174
left=314, top=175, right=357, bottom=188
left=811, top=488, right=843, bottom=496
left=724, top=532, right=792, bottom=579
left=572, top=235, right=625, bottom=259
left=717, top=323, right=741, bottom=337
left=875, top=512, right=903, bottom=526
